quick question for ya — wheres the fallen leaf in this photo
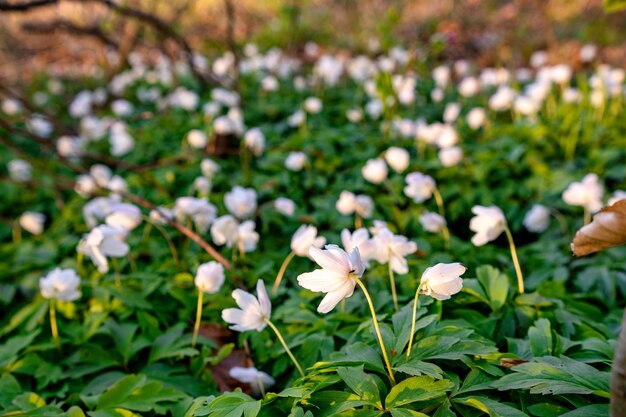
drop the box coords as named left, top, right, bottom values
left=572, top=199, right=626, bottom=257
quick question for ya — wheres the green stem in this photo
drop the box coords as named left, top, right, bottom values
left=388, top=263, right=399, bottom=312
left=583, top=207, right=591, bottom=226
left=144, top=216, right=180, bottom=268
left=503, top=224, right=524, bottom=294
left=112, top=257, right=121, bottom=288
left=355, top=278, right=396, bottom=384
left=50, top=299, right=60, bottom=349
left=407, top=283, right=423, bottom=360
left=441, top=225, right=450, bottom=250
left=432, top=186, right=445, bottom=217
left=272, top=251, right=296, bottom=295
left=192, top=291, right=203, bottom=347
left=265, top=319, right=305, bottom=377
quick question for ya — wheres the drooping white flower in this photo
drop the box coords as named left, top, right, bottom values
left=420, top=263, right=466, bottom=300
left=291, top=225, right=326, bottom=257
left=211, top=215, right=259, bottom=252
left=78, top=225, right=130, bottom=273
left=362, top=158, right=388, bottom=184
left=297, top=245, right=364, bottom=313
left=19, top=211, right=45, bottom=235
left=187, top=129, right=208, bottom=149
left=404, top=172, right=435, bottom=203
left=274, top=198, right=296, bottom=216
left=369, top=228, right=417, bottom=274
left=8, top=159, right=32, bottom=182
left=385, top=147, right=410, bottom=173
left=469, top=205, right=506, bottom=246
left=285, top=151, right=307, bottom=171
left=562, top=174, right=604, bottom=213
left=105, top=202, right=142, bottom=231
left=222, top=280, right=271, bottom=332
left=75, top=175, right=98, bottom=197
left=419, top=212, right=446, bottom=233
left=195, top=261, right=225, bottom=294
left=174, top=197, right=217, bottom=234
left=39, top=268, right=81, bottom=302
left=458, top=77, right=480, bottom=98
left=523, top=204, right=551, bottom=233
left=244, top=128, right=265, bottom=156
left=435, top=125, right=458, bottom=148
left=224, top=186, right=257, bottom=219
left=229, top=367, right=275, bottom=395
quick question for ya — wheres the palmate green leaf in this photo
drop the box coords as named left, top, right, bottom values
left=385, top=375, right=454, bottom=408
left=192, top=391, right=260, bottom=417
left=0, top=373, right=22, bottom=408
left=337, top=366, right=382, bottom=408
left=308, top=391, right=372, bottom=417
left=148, top=323, right=198, bottom=364
left=0, top=330, right=39, bottom=370
left=325, top=342, right=385, bottom=375
left=526, top=402, right=570, bottom=416
left=452, top=396, right=528, bottom=417
left=558, top=404, right=610, bottom=416
left=389, top=409, right=429, bottom=417
left=476, top=265, right=510, bottom=312
left=96, top=374, right=186, bottom=413
left=102, top=320, right=150, bottom=366
left=394, top=360, right=444, bottom=379
left=492, top=356, right=610, bottom=397
left=528, top=319, right=553, bottom=357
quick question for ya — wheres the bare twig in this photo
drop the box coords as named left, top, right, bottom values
left=22, top=19, right=119, bottom=48
left=0, top=0, right=57, bottom=12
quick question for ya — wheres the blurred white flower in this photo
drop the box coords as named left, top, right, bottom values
left=523, top=204, right=550, bottom=233
left=274, top=198, right=296, bottom=216
left=432, top=65, right=450, bottom=88
left=195, top=261, right=225, bottom=294
left=362, top=158, right=388, bottom=184
left=466, top=108, right=486, bottom=130
left=193, top=176, right=211, bottom=195
left=340, top=228, right=376, bottom=264
left=211, top=215, right=259, bottom=252
left=57, top=136, right=83, bottom=158
left=40, top=268, right=81, bottom=302
left=105, top=202, right=142, bottom=231
left=530, top=50, right=548, bottom=68
left=201, top=158, right=220, bottom=179
left=287, top=110, right=306, bottom=127
left=297, top=245, right=364, bottom=313
left=580, top=44, right=597, bottom=63
left=369, top=228, right=417, bottom=274
left=19, top=211, right=45, bottom=235
left=109, top=122, right=134, bottom=156
left=111, top=99, right=133, bottom=117
left=458, top=77, right=480, bottom=98
left=8, top=159, right=32, bottom=182
left=419, top=212, right=446, bottom=233
left=443, top=102, right=461, bottom=124
left=78, top=225, right=130, bottom=273
left=285, top=151, right=307, bottom=171
left=174, top=197, right=217, bottom=234
left=469, top=205, right=506, bottom=246
left=346, top=108, right=363, bottom=123
left=26, top=115, right=53, bottom=138
left=404, top=172, right=435, bottom=203
left=562, top=174, right=604, bottom=213
left=438, top=146, right=463, bottom=167
left=435, top=125, right=458, bottom=148
left=420, top=263, right=466, bottom=300
left=2, top=98, right=22, bottom=115
left=69, top=91, right=93, bottom=118
left=83, top=196, right=117, bottom=228
left=608, top=190, right=626, bottom=206
left=385, top=147, right=410, bottom=173
left=291, top=225, right=326, bottom=257
left=336, top=191, right=357, bottom=215
left=244, top=128, right=265, bottom=156
left=224, top=186, right=257, bottom=219
left=187, top=129, right=208, bottom=149
left=229, top=367, right=275, bottom=395
left=222, top=280, right=271, bottom=332
left=304, top=97, right=323, bottom=114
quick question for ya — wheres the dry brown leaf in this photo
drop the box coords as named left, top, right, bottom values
left=499, top=358, right=529, bottom=368
left=572, top=199, right=626, bottom=257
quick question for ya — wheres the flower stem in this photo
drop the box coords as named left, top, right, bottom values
left=388, top=263, right=399, bottom=312
left=265, top=319, right=305, bottom=377
left=355, top=278, right=396, bottom=384
left=355, top=214, right=362, bottom=229
left=144, top=216, right=180, bottom=268
left=272, top=251, right=296, bottom=295
left=112, top=257, right=121, bottom=288
left=432, top=186, right=445, bottom=217
left=192, top=290, right=204, bottom=347
left=49, top=299, right=60, bottom=349
left=503, top=224, right=524, bottom=294
left=583, top=207, right=591, bottom=225
left=406, top=283, right=423, bottom=360
left=441, top=225, right=450, bottom=250
left=12, top=221, right=21, bottom=243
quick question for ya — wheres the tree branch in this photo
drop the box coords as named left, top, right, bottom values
left=0, top=0, right=57, bottom=12
left=21, top=19, right=119, bottom=48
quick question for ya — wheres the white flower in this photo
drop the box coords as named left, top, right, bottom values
left=435, top=125, right=458, bottom=148
left=195, top=261, right=225, bottom=294
left=523, top=204, right=550, bottom=233
left=274, top=198, right=296, bottom=216
left=355, top=195, right=374, bottom=218
left=75, top=175, right=98, bottom=197
left=530, top=50, right=548, bottom=68
left=262, top=75, right=279, bottom=92
left=109, top=122, right=134, bottom=156
left=458, top=77, right=480, bottom=97
left=340, top=228, right=377, bottom=264
left=8, top=159, right=32, bottom=182
left=244, top=128, right=265, bottom=156
left=78, top=225, right=130, bottom=273
left=237, top=221, right=260, bottom=252
left=562, top=174, right=604, bottom=213
left=201, top=159, right=220, bottom=179
left=187, top=129, right=208, bottom=149
left=467, top=108, right=486, bottom=130
left=419, top=212, right=446, bottom=233
left=193, top=176, right=211, bottom=195
left=385, top=147, right=410, bottom=173
left=420, top=263, right=466, bottom=300
left=580, top=44, right=597, bottom=63
left=89, top=164, right=112, bottom=187
left=404, top=172, right=435, bottom=203
left=149, top=207, right=174, bottom=225
left=57, top=136, right=83, bottom=158
left=297, top=245, right=364, bottom=313
left=211, top=215, right=259, bottom=252
left=438, top=146, right=463, bottom=167
left=287, top=110, right=306, bottom=127
left=346, top=108, right=363, bottom=123
left=304, top=97, right=322, bottom=114
left=213, top=116, right=235, bottom=135
left=105, top=203, right=142, bottom=231
left=222, top=280, right=271, bottom=332
left=469, top=205, right=506, bottom=246
left=39, top=268, right=81, bottom=302
left=26, top=115, right=53, bottom=137
left=2, top=98, right=22, bottom=115
left=229, top=367, right=275, bottom=395
left=370, top=228, right=417, bottom=274
left=285, top=152, right=307, bottom=171
left=443, top=102, right=461, bottom=124
left=83, top=196, right=117, bottom=228
left=362, top=158, right=388, bottom=184
left=19, top=211, right=45, bottom=235
left=432, top=65, right=451, bottom=88
left=608, top=190, right=626, bottom=206
left=174, top=197, right=217, bottom=234
left=291, top=225, right=326, bottom=257
left=111, top=99, right=134, bottom=117
left=336, top=191, right=357, bottom=215
left=224, top=186, right=257, bottom=219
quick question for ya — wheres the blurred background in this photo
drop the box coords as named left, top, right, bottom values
left=0, top=0, right=625, bottom=84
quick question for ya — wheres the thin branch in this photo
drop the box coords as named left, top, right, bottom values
left=0, top=0, right=57, bottom=12
left=21, top=19, right=119, bottom=48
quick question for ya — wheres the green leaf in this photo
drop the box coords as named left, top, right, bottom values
left=394, top=360, right=443, bottom=379
left=148, top=324, right=198, bottom=364
left=604, top=0, right=626, bottom=12
left=193, top=391, right=260, bottom=417
left=385, top=375, right=454, bottom=408
left=0, top=330, right=40, bottom=370
left=337, top=366, right=382, bottom=408
left=558, top=404, right=610, bottom=416
left=452, top=396, right=528, bottom=417
left=0, top=373, right=21, bottom=408
left=492, top=356, right=610, bottom=397
left=96, top=374, right=186, bottom=412
left=476, top=265, right=510, bottom=312
left=528, top=319, right=553, bottom=357
left=389, top=409, right=429, bottom=417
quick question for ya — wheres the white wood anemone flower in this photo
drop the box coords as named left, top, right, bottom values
left=297, top=245, right=364, bottom=314
left=222, top=280, right=271, bottom=332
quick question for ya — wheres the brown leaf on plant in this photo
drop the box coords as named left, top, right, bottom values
left=499, top=358, right=529, bottom=368
left=572, top=199, right=626, bottom=257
